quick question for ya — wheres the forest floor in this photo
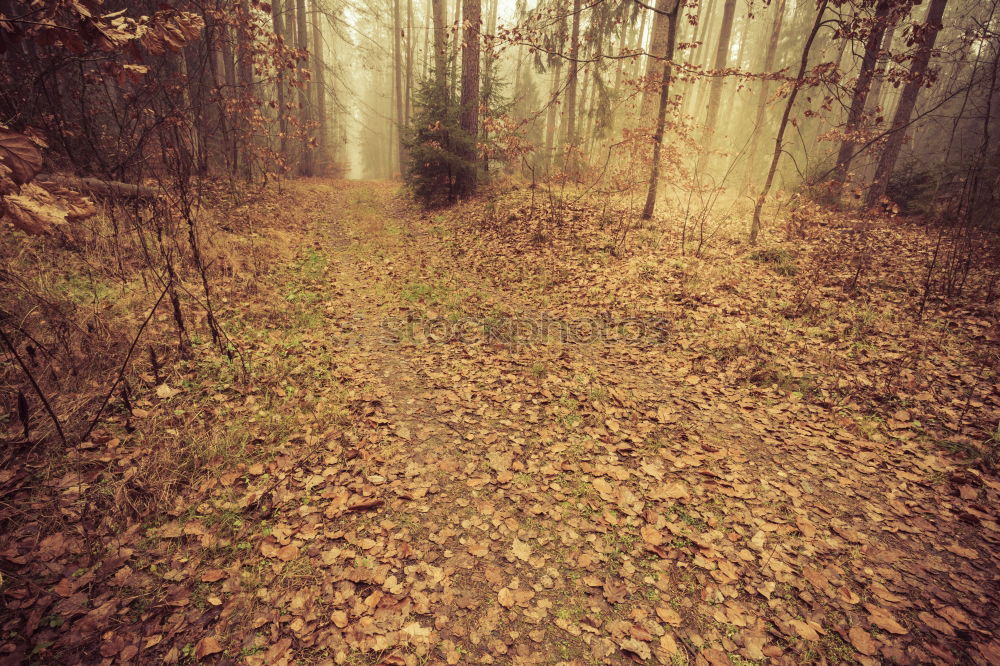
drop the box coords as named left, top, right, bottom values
left=2, top=179, right=999, bottom=666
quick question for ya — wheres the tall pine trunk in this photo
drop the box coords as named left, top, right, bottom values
left=393, top=0, right=405, bottom=175
left=642, top=0, right=679, bottom=219
left=272, top=0, right=289, bottom=164
left=431, top=0, right=447, bottom=93
left=312, top=0, right=328, bottom=173
left=296, top=0, right=313, bottom=176
left=458, top=0, right=481, bottom=193
left=561, top=0, right=582, bottom=171
left=406, top=0, right=414, bottom=127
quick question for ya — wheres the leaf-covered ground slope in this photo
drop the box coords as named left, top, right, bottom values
left=2, top=180, right=998, bottom=665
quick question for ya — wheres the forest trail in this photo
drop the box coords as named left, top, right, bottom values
left=204, top=180, right=997, bottom=665
left=6, top=179, right=998, bottom=666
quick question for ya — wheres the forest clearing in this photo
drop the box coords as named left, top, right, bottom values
left=1, top=0, right=999, bottom=665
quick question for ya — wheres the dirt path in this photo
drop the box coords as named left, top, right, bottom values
left=197, top=179, right=995, bottom=666
left=12, top=179, right=993, bottom=665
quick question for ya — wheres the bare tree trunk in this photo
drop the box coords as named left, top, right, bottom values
left=866, top=23, right=895, bottom=117
left=424, top=0, right=432, bottom=81
left=459, top=0, right=481, bottom=193
left=642, top=0, right=679, bottom=219
left=640, top=0, right=674, bottom=122
left=562, top=0, right=582, bottom=171
left=682, top=0, right=710, bottom=119
left=219, top=21, right=240, bottom=175
left=487, top=0, right=498, bottom=35
left=312, top=0, right=328, bottom=173
left=544, top=59, right=563, bottom=170
left=393, top=0, right=405, bottom=175
left=237, top=0, right=255, bottom=179
left=205, top=16, right=229, bottom=173
left=451, top=0, right=462, bottom=96
left=406, top=0, right=414, bottom=127
left=701, top=0, right=737, bottom=150
left=612, top=17, right=630, bottom=98
left=630, top=5, right=648, bottom=86
left=744, top=0, right=785, bottom=190
left=750, top=0, right=828, bottom=244
left=296, top=0, right=314, bottom=176
left=272, top=0, right=289, bottom=164
left=431, top=0, right=447, bottom=92
left=867, top=0, right=949, bottom=206
left=833, top=0, right=891, bottom=184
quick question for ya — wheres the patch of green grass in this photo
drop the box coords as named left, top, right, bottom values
left=666, top=505, right=707, bottom=530
left=284, top=286, right=322, bottom=304
left=402, top=282, right=444, bottom=303
left=847, top=305, right=883, bottom=341
left=297, top=249, right=328, bottom=278
left=750, top=247, right=798, bottom=276
left=728, top=656, right=764, bottom=666
left=587, top=387, right=607, bottom=401
left=57, top=272, right=115, bottom=305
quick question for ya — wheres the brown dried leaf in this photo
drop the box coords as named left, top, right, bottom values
left=848, top=626, right=878, bottom=655
left=347, top=499, right=383, bottom=511
left=655, top=605, right=681, bottom=625
left=194, top=636, right=223, bottom=659
left=511, top=538, right=531, bottom=562
left=200, top=569, right=227, bottom=583
left=0, top=129, right=43, bottom=185
left=640, top=524, right=664, bottom=546
left=866, top=604, right=908, bottom=635
left=918, top=611, right=955, bottom=636
left=789, top=619, right=820, bottom=641
left=796, top=516, right=817, bottom=538
left=620, top=637, right=651, bottom=661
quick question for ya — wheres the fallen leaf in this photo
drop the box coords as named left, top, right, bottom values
left=620, top=637, right=651, bottom=661
left=155, top=383, right=179, bottom=399
left=656, top=605, right=681, bottom=625
left=640, top=524, right=664, bottom=546
left=866, top=604, right=908, bottom=635
left=511, top=538, right=532, bottom=562
left=848, top=626, right=878, bottom=655
left=593, top=477, right=614, bottom=496
left=200, top=569, right=228, bottom=583
left=918, top=611, right=955, bottom=636
left=275, top=544, right=299, bottom=562
left=789, top=619, right=820, bottom=641
left=796, top=516, right=817, bottom=538
left=194, top=636, right=223, bottom=659
left=945, top=542, right=978, bottom=559
left=347, top=499, right=383, bottom=511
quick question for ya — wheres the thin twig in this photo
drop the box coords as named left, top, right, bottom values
left=0, top=326, right=66, bottom=446
left=80, top=279, right=171, bottom=444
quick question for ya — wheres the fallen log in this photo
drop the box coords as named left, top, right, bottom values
left=38, top=174, right=158, bottom=200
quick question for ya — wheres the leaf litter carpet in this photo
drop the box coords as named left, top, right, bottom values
left=2, top=180, right=998, bottom=665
